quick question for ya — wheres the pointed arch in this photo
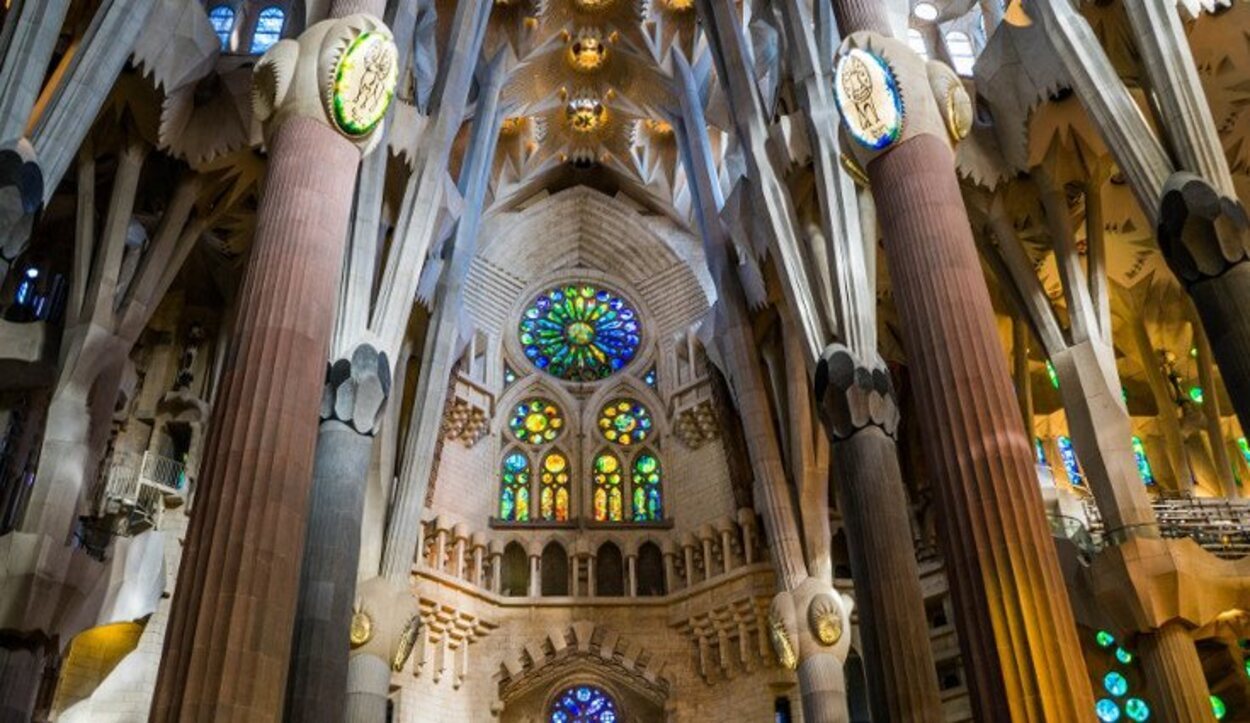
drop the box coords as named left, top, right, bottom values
left=636, top=541, right=664, bottom=596
left=591, top=449, right=623, bottom=522
left=539, top=448, right=571, bottom=521
left=501, top=541, right=530, bottom=597
left=499, top=448, right=532, bottom=522
left=595, top=542, right=624, bottom=597
left=541, top=541, right=569, bottom=596
left=630, top=448, right=662, bottom=522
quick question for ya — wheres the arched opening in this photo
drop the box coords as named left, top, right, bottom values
left=249, top=6, right=286, bottom=53
left=595, top=541, right=624, bottom=597
left=207, top=5, right=236, bottom=48
left=501, top=542, right=530, bottom=597
left=548, top=684, right=618, bottom=723
left=636, top=541, right=664, bottom=596
left=541, top=541, right=569, bottom=596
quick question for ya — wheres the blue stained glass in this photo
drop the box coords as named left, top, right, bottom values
left=1131, top=436, right=1155, bottom=485
left=1097, top=698, right=1122, bottom=722
left=1104, top=671, right=1128, bottom=697
left=1035, top=438, right=1049, bottom=469
left=644, top=365, right=657, bottom=388
left=1116, top=646, right=1133, bottom=664
left=550, top=685, right=617, bottom=723
left=1058, top=435, right=1083, bottom=486
left=520, top=285, right=640, bottom=382
left=208, top=5, right=235, bottom=48
left=249, top=7, right=286, bottom=54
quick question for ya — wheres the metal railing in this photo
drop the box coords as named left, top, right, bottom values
left=1055, top=497, right=1250, bottom=560
left=100, top=451, right=187, bottom=533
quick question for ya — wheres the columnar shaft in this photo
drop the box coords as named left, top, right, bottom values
left=286, top=421, right=377, bottom=721
left=832, top=428, right=941, bottom=722
left=151, top=117, right=359, bottom=723
left=869, top=135, right=1093, bottom=720
left=1138, top=621, right=1216, bottom=722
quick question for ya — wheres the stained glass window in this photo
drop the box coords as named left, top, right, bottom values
left=519, top=285, right=640, bottom=381
left=1046, top=360, right=1060, bottom=389
left=249, top=6, right=285, bottom=54
left=208, top=5, right=235, bottom=48
left=1058, top=435, right=1082, bottom=486
left=1096, top=698, right=1121, bottom=722
left=1124, top=698, right=1150, bottom=722
left=1104, top=671, right=1128, bottom=697
left=549, top=685, right=618, bottom=723
left=509, top=399, right=564, bottom=445
left=592, top=451, right=623, bottom=522
left=504, top=364, right=518, bottom=388
left=632, top=451, right=661, bottom=521
left=597, top=399, right=652, bottom=446
left=1035, top=438, right=1049, bottom=469
left=540, top=451, right=571, bottom=521
left=500, top=451, right=530, bottom=522
left=1189, top=386, right=1204, bottom=404
left=643, top=365, right=657, bottom=389
left=1131, top=436, right=1155, bottom=485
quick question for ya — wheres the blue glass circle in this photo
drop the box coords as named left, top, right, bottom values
left=1115, top=647, right=1133, bottom=665
left=1096, top=698, right=1122, bottom=722
left=1104, top=671, right=1129, bottom=697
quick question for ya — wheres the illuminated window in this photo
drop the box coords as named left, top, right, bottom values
left=249, top=6, right=286, bottom=54
left=1035, top=438, right=1050, bottom=469
left=509, top=399, right=565, bottom=445
left=540, top=451, right=571, bottom=521
left=1131, top=436, right=1155, bottom=485
left=946, top=31, right=975, bottom=76
left=597, top=399, right=652, bottom=446
left=631, top=451, right=662, bottom=521
left=549, top=685, right=617, bottom=723
left=519, top=284, right=640, bottom=381
left=499, top=451, right=531, bottom=522
left=208, top=5, right=236, bottom=49
left=1096, top=698, right=1121, bottom=722
left=1058, top=435, right=1082, bottom=485
left=592, top=451, right=624, bottom=522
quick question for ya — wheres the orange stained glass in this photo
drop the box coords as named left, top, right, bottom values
left=592, top=451, right=622, bottom=521
left=540, top=451, right=570, bottom=521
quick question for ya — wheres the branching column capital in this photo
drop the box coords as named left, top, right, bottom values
left=321, top=343, right=392, bottom=435
left=815, top=344, right=899, bottom=441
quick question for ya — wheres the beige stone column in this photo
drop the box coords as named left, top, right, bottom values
left=1138, top=621, right=1216, bottom=722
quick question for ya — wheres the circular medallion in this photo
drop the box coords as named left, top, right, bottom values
left=598, top=399, right=652, bottom=446
left=519, top=285, right=640, bottom=381
left=349, top=610, right=373, bottom=647
left=508, top=399, right=565, bottom=445
left=330, top=30, right=399, bottom=137
left=834, top=48, right=904, bottom=151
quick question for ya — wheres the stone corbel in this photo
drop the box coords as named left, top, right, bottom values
left=252, top=13, right=399, bottom=156
left=814, top=343, right=899, bottom=441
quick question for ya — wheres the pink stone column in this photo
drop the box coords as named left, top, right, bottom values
left=150, top=116, right=361, bottom=723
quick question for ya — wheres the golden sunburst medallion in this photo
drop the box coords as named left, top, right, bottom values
left=349, top=610, right=374, bottom=647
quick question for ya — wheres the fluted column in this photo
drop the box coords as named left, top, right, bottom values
left=152, top=6, right=393, bottom=719
left=871, top=131, right=1093, bottom=721
left=827, top=1, right=1092, bottom=717
left=816, top=346, right=942, bottom=723
left=1138, top=622, right=1215, bottom=722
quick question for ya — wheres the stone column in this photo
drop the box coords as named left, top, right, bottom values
left=816, top=345, right=942, bottom=723
left=1138, top=621, right=1215, bottom=723
left=662, top=549, right=677, bottom=594
left=627, top=555, right=637, bottom=597
left=286, top=345, right=389, bottom=723
left=1158, top=174, right=1250, bottom=437
left=529, top=555, right=540, bottom=597
left=151, top=10, right=394, bottom=723
left=826, top=5, right=1094, bottom=718
left=0, top=641, right=46, bottom=723
left=682, top=543, right=695, bottom=589
left=344, top=654, right=390, bottom=723
left=1193, top=315, right=1238, bottom=498
left=490, top=551, right=502, bottom=593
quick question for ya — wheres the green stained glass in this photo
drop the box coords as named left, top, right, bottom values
left=499, top=452, right=531, bottom=522
left=1190, top=386, right=1205, bottom=404
left=598, top=399, right=652, bottom=446
left=508, top=399, right=564, bottom=445
left=520, top=285, right=640, bottom=381
left=1096, top=630, right=1116, bottom=648
left=1211, top=695, right=1226, bottom=720
left=1115, top=646, right=1133, bottom=665
left=1047, top=360, right=1060, bottom=389
left=632, top=451, right=662, bottom=522
left=1124, top=698, right=1150, bottom=722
